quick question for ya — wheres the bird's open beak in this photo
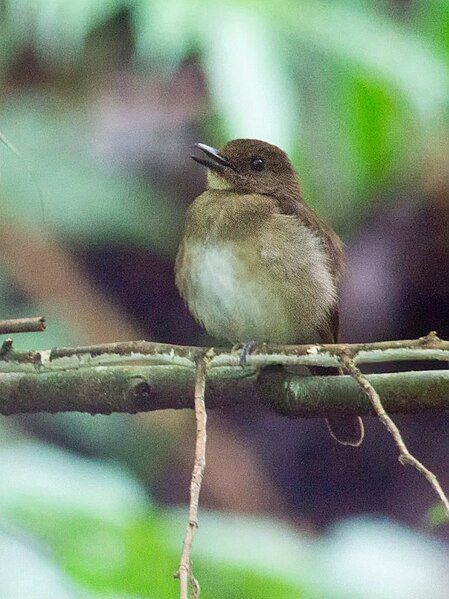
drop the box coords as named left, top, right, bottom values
left=191, top=143, right=237, bottom=173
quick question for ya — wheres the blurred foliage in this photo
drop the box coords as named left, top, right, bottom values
left=0, top=441, right=313, bottom=598
left=0, top=94, right=181, bottom=254
left=0, top=439, right=448, bottom=598
left=2, top=0, right=449, bottom=231
left=426, top=503, right=449, bottom=529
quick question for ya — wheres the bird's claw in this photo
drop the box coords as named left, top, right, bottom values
left=234, top=341, right=256, bottom=368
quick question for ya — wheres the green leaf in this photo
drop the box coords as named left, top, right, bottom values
left=16, top=510, right=310, bottom=598
left=158, top=508, right=318, bottom=594
left=413, top=1, right=449, bottom=60
left=133, top=0, right=199, bottom=68
left=270, top=0, right=449, bottom=119
left=0, top=526, right=87, bottom=598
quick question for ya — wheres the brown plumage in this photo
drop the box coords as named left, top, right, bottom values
left=176, top=139, right=363, bottom=446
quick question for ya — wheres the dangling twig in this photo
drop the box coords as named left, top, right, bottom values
left=339, top=354, right=449, bottom=518
left=176, top=354, right=209, bottom=598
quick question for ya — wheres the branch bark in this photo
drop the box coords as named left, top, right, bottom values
left=40, top=330, right=449, bottom=368
left=177, top=356, right=208, bottom=598
left=0, top=317, right=45, bottom=335
left=0, top=334, right=449, bottom=416
left=2, top=330, right=449, bottom=370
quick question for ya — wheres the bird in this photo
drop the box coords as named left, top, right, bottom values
left=175, top=138, right=364, bottom=446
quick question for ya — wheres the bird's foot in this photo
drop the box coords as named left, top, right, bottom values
left=232, top=341, right=257, bottom=368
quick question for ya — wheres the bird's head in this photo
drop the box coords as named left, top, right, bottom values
left=191, top=138, right=301, bottom=199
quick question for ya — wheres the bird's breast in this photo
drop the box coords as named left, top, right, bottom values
left=180, top=241, right=297, bottom=343
left=176, top=227, right=336, bottom=344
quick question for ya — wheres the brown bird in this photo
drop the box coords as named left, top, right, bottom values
left=176, top=139, right=364, bottom=446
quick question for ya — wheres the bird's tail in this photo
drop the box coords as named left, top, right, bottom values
left=311, top=365, right=365, bottom=447
left=325, top=415, right=364, bottom=447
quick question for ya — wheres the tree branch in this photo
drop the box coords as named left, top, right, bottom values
left=177, top=356, right=208, bottom=598
left=0, top=334, right=449, bottom=416
left=0, top=317, right=45, bottom=335
left=3, top=330, right=449, bottom=369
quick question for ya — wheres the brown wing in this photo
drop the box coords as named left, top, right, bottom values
left=321, top=309, right=364, bottom=446
left=284, top=196, right=346, bottom=283
left=301, top=219, right=364, bottom=446
left=275, top=187, right=364, bottom=446
left=316, top=305, right=340, bottom=345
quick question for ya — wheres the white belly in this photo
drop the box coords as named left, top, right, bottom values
left=186, top=243, right=303, bottom=343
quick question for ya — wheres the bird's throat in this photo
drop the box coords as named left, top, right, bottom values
left=207, top=170, right=235, bottom=191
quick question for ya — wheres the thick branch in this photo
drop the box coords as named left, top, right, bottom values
left=1, top=366, right=449, bottom=416
left=259, top=369, right=449, bottom=417
left=0, top=334, right=448, bottom=416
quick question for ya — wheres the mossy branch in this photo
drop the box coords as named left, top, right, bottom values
left=0, top=332, right=448, bottom=416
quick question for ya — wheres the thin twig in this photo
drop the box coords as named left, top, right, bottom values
left=176, top=355, right=208, bottom=598
left=0, top=317, right=45, bottom=335
left=339, top=354, right=449, bottom=518
left=6, top=330, right=448, bottom=370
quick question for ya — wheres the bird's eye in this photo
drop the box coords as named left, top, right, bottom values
left=250, top=157, right=265, bottom=172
